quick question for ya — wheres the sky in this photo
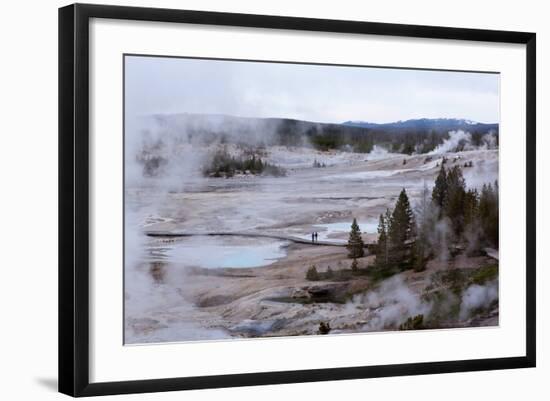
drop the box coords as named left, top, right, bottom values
left=125, top=55, right=500, bottom=124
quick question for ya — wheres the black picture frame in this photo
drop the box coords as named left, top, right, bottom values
left=59, top=3, right=536, bottom=397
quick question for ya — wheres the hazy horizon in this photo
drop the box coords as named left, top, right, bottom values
left=125, top=55, right=500, bottom=125
left=142, top=111, right=499, bottom=126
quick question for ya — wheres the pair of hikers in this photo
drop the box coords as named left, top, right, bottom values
left=311, top=232, right=319, bottom=243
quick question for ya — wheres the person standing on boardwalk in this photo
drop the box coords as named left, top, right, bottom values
left=311, top=232, right=315, bottom=243
left=314, top=232, right=318, bottom=242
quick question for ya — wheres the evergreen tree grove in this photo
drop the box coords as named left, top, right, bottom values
left=371, top=160, right=499, bottom=276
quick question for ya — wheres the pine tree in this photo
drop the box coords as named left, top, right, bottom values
left=375, top=212, right=389, bottom=268
left=347, top=218, right=365, bottom=258
left=479, top=181, right=499, bottom=248
left=389, top=188, right=415, bottom=269
left=414, top=183, right=434, bottom=271
left=390, top=189, right=415, bottom=244
left=445, top=165, right=466, bottom=236
left=463, top=188, right=479, bottom=228
left=384, top=208, right=393, bottom=236
left=463, top=188, right=482, bottom=255
left=432, top=165, right=448, bottom=213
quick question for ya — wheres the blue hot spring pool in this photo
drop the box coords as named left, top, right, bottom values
left=148, top=235, right=288, bottom=269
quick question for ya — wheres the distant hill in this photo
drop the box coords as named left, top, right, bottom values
left=149, top=113, right=376, bottom=150
left=144, top=113, right=498, bottom=154
left=343, top=118, right=498, bottom=134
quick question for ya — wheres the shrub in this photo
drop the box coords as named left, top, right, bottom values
left=351, top=258, right=359, bottom=272
left=306, top=265, right=319, bottom=281
left=318, top=322, right=331, bottom=334
left=399, top=314, right=424, bottom=330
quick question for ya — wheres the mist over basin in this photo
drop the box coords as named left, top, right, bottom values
left=125, top=147, right=499, bottom=344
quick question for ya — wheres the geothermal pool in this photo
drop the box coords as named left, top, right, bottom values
left=148, top=236, right=289, bottom=269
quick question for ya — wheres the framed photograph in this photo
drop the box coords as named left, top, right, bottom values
left=58, top=3, right=536, bottom=397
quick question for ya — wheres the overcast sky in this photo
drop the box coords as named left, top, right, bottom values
left=125, top=55, right=499, bottom=124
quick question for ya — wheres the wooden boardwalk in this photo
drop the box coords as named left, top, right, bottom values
left=145, top=230, right=376, bottom=250
left=145, top=231, right=496, bottom=259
